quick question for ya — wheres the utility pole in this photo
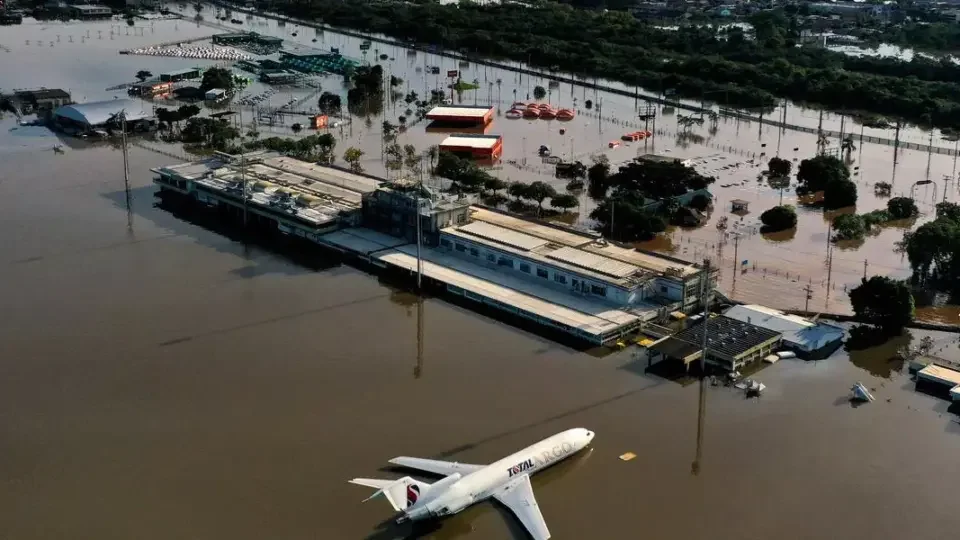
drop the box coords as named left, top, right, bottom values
left=414, top=295, right=424, bottom=379
left=119, top=110, right=132, bottom=232
left=415, top=177, right=423, bottom=290
left=240, top=105, right=248, bottom=229
left=804, top=283, right=813, bottom=313
left=699, top=258, right=712, bottom=373
left=863, top=259, right=868, bottom=280
left=826, top=225, right=834, bottom=298
left=731, top=232, right=742, bottom=285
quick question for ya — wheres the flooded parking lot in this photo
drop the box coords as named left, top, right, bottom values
left=2, top=11, right=960, bottom=538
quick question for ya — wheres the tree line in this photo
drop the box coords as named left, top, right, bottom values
left=264, top=0, right=960, bottom=128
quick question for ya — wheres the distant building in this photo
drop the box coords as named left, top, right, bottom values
left=9, top=88, right=71, bottom=113
left=159, top=67, right=202, bottom=83
left=361, top=182, right=471, bottom=246
left=723, top=304, right=845, bottom=359
left=426, top=105, right=495, bottom=129
left=648, top=315, right=783, bottom=371
left=67, top=4, right=111, bottom=19
left=437, top=207, right=710, bottom=313
left=204, top=88, right=227, bottom=102
left=152, top=151, right=379, bottom=236
left=438, top=134, right=503, bottom=161
left=52, top=99, right=155, bottom=134
left=637, top=153, right=693, bottom=167
left=127, top=81, right=173, bottom=97
left=259, top=70, right=300, bottom=85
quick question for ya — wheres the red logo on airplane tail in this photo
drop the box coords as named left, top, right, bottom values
left=406, top=484, right=420, bottom=507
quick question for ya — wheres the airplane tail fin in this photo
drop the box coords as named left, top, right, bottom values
left=349, top=476, right=431, bottom=512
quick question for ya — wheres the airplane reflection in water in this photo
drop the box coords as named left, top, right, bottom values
left=351, top=429, right=595, bottom=540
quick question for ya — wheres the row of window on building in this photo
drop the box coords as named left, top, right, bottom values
left=442, top=238, right=609, bottom=298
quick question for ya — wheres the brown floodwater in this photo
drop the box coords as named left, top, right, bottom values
left=4, top=12, right=960, bottom=538
left=3, top=110, right=960, bottom=540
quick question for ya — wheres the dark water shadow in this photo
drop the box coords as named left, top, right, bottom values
left=431, top=387, right=659, bottom=459
left=845, top=326, right=908, bottom=379
left=760, top=227, right=797, bottom=243
left=102, top=187, right=344, bottom=277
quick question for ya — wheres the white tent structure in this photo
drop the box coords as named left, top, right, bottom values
left=723, top=304, right=845, bottom=358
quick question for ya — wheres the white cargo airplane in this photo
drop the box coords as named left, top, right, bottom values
left=350, top=428, right=595, bottom=540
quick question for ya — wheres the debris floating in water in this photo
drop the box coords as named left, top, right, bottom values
left=619, top=452, right=637, bottom=462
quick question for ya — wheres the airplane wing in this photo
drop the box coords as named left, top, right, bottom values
left=493, top=475, right=550, bottom=540
left=388, top=456, right=486, bottom=476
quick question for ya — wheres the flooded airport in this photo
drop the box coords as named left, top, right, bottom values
left=2, top=7, right=960, bottom=540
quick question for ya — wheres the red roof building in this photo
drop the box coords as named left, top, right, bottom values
left=439, top=134, right=503, bottom=161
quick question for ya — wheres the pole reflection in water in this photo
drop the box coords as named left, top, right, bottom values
left=414, top=295, right=424, bottom=379
left=691, top=376, right=706, bottom=477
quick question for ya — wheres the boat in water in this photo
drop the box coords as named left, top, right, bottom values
left=851, top=382, right=875, bottom=402
left=505, top=109, right=523, bottom=119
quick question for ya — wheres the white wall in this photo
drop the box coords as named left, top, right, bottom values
left=440, top=233, right=631, bottom=304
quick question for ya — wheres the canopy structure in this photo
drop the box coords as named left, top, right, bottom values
left=53, top=99, right=152, bottom=128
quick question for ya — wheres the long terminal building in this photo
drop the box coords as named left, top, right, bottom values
left=153, top=152, right=715, bottom=346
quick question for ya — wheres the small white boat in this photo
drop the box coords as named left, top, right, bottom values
left=851, top=382, right=874, bottom=402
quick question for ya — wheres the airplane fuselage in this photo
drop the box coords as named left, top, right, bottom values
left=403, top=428, right=594, bottom=522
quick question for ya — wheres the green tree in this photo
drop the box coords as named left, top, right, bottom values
left=886, top=197, right=918, bottom=220
left=507, top=181, right=530, bottom=201
left=533, top=85, right=547, bottom=100
left=200, top=67, right=234, bottom=92
left=590, top=191, right=666, bottom=241
left=526, top=181, right=557, bottom=214
left=343, top=147, right=365, bottom=173
left=832, top=214, right=867, bottom=241
left=316, top=133, right=336, bottom=164
left=904, top=218, right=960, bottom=287
left=823, top=178, right=858, bottom=209
left=689, top=193, right=712, bottom=211
left=551, top=193, right=578, bottom=212
left=484, top=176, right=508, bottom=195
left=767, top=156, right=792, bottom=178
left=760, top=205, right=797, bottom=232
left=135, top=70, right=153, bottom=82
left=317, top=92, right=342, bottom=115
left=848, top=276, right=915, bottom=334
left=177, top=104, right=200, bottom=121
left=587, top=161, right=610, bottom=200
left=935, top=201, right=960, bottom=222
left=385, top=143, right=403, bottom=176
left=796, top=155, right=849, bottom=195
left=403, top=144, right=421, bottom=177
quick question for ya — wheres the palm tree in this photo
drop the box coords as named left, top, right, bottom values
left=427, top=145, right=439, bottom=178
